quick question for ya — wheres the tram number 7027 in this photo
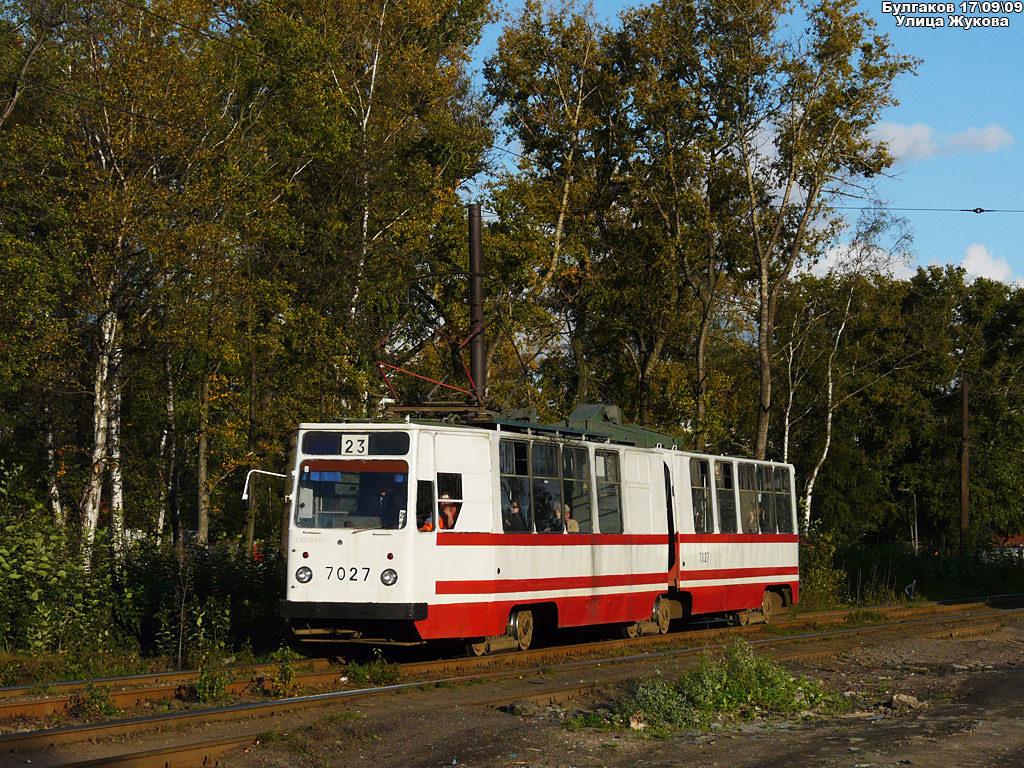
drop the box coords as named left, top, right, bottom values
left=326, top=566, right=371, bottom=582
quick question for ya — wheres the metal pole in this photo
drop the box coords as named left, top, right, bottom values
left=960, top=376, right=969, bottom=553
left=468, top=203, right=486, bottom=404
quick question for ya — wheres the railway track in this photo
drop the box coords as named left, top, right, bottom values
left=0, top=657, right=333, bottom=719
left=0, top=596, right=1000, bottom=723
left=2, top=598, right=1020, bottom=767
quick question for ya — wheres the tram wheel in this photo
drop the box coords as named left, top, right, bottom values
left=760, top=591, right=773, bottom=624
left=654, top=597, right=671, bottom=634
left=510, top=609, right=534, bottom=651
left=621, top=622, right=641, bottom=639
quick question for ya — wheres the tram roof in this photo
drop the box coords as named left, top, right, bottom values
left=298, top=410, right=790, bottom=467
left=301, top=412, right=689, bottom=450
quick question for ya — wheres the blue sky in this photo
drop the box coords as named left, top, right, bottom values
left=472, top=1, right=1024, bottom=285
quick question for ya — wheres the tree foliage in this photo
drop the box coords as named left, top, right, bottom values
left=0, top=0, right=1020, bottom=612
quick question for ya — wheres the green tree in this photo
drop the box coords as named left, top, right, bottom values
left=485, top=0, right=619, bottom=407
left=720, top=0, right=916, bottom=458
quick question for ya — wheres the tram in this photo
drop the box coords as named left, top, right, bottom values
left=281, top=413, right=799, bottom=653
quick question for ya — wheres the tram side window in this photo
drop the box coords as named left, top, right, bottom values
left=595, top=450, right=623, bottom=534
left=715, top=461, right=738, bottom=533
left=774, top=467, right=794, bottom=533
left=500, top=440, right=532, bottom=532
left=436, top=473, right=463, bottom=530
left=532, top=443, right=563, bottom=532
left=756, top=466, right=776, bottom=533
left=738, top=463, right=758, bottom=533
left=690, top=458, right=712, bottom=533
left=416, top=480, right=435, bottom=531
left=562, top=446, right=592, bottom=533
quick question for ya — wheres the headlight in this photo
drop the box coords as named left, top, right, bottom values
left=380, top=568, right=398, bottom=586
left=295, top=566, right=313, bottom=583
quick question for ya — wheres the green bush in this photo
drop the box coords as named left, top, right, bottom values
left=66, top=682, right=119, bottom=718
left=345, top=648, right=400, bottom=687
left=181, top=664, right=227, bottom=703
left=838, top=542, right=1024, bottom=603
left=0, top=500, right=289, bottom=673
left=613, top=641, right=842, bottom=730
left=799, top=533, right=849, bottom=609
left=0, top=508, right=120, bottom=654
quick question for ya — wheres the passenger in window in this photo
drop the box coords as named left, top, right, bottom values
left=438, top=494, right=459, bottom=530
left=536, top=496, right=560, bottom=532
left=743, top=503, right=758, bottom=534
left=758, top=502, right=772, bottom=533
left=560, top=503, right=579, bottom=533
left=374, top=486, right=401, bottom=528
left=503, top=499, right=529, bottom=532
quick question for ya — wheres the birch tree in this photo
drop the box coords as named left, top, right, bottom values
left=777, top=212, right=912, bottom=530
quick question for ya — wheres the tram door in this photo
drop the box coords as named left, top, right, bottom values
left=663, top=462, right=676, bottom=572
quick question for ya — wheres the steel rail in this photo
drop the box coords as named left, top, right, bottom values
left=4, top=604, right=1019, bottom=762
left=0, top=598, right=1010, bottom=722
left=0, top=662, right=340, bottom=719
left=43, top=609, right=1016, bottom=768
left=4, top=592, right=1014, bottom=707
left=0, top=657, right=330, bottom=703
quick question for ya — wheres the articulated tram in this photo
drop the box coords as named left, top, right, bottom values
left=283, top=418, right=799, bottom=653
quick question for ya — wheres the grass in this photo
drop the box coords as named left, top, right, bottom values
left=179, top=665, right=227, bottom=703
left=248, top=662, right=301, bottom=698
left=0, top=642, right=311, bottom=689
left=843, top=609, right=887, bottom=625
left=0, top=649, right=161, bottom=687
left=66, top=682, right=119, bottom=718
left=566, top=712, right=617, bottom=731
left=345, top=648, right=400, bottom=687
left=571, top=640, right=846, bottom=734
left=255, top=729, right=299, bottom=743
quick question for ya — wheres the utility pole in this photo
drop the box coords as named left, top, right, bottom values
left=468, top=203, right=486, bottom=405
left=960, top=376, right=969, bottom=553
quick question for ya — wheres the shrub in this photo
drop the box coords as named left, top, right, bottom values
left=612, top=641, right=843, bottom=730
left=0, top=508, right=122, bottom=654
left=837, top=542, right=1024, bottom=603
left=799, top=533, right=848, bottom=609
left=345, top=648, right=399, bottom=687
left=268, top=662, right=300, bottom=698
left=67, top=682, right=119, bottom=718
left=181, top=665, right=227, bottom=703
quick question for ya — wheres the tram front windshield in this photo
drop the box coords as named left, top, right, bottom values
left=295, top=460, right=408, bottom=530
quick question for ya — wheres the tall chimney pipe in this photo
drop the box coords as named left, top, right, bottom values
left=468, top=203, right=486, bottom=404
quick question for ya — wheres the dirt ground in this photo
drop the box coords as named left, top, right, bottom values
left=224, top=613, right=1024, bottom=768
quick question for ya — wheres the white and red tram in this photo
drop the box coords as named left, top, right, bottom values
left=283, top=419, right=799, bottom=651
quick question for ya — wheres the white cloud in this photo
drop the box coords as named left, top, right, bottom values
left=946, top=124, right=1014, bottom=155
left=960, top=243, right=1022, bottom=286
left=873, top=122, right=939, bottom=160
left=872, top=122, right=1014, bottom=161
